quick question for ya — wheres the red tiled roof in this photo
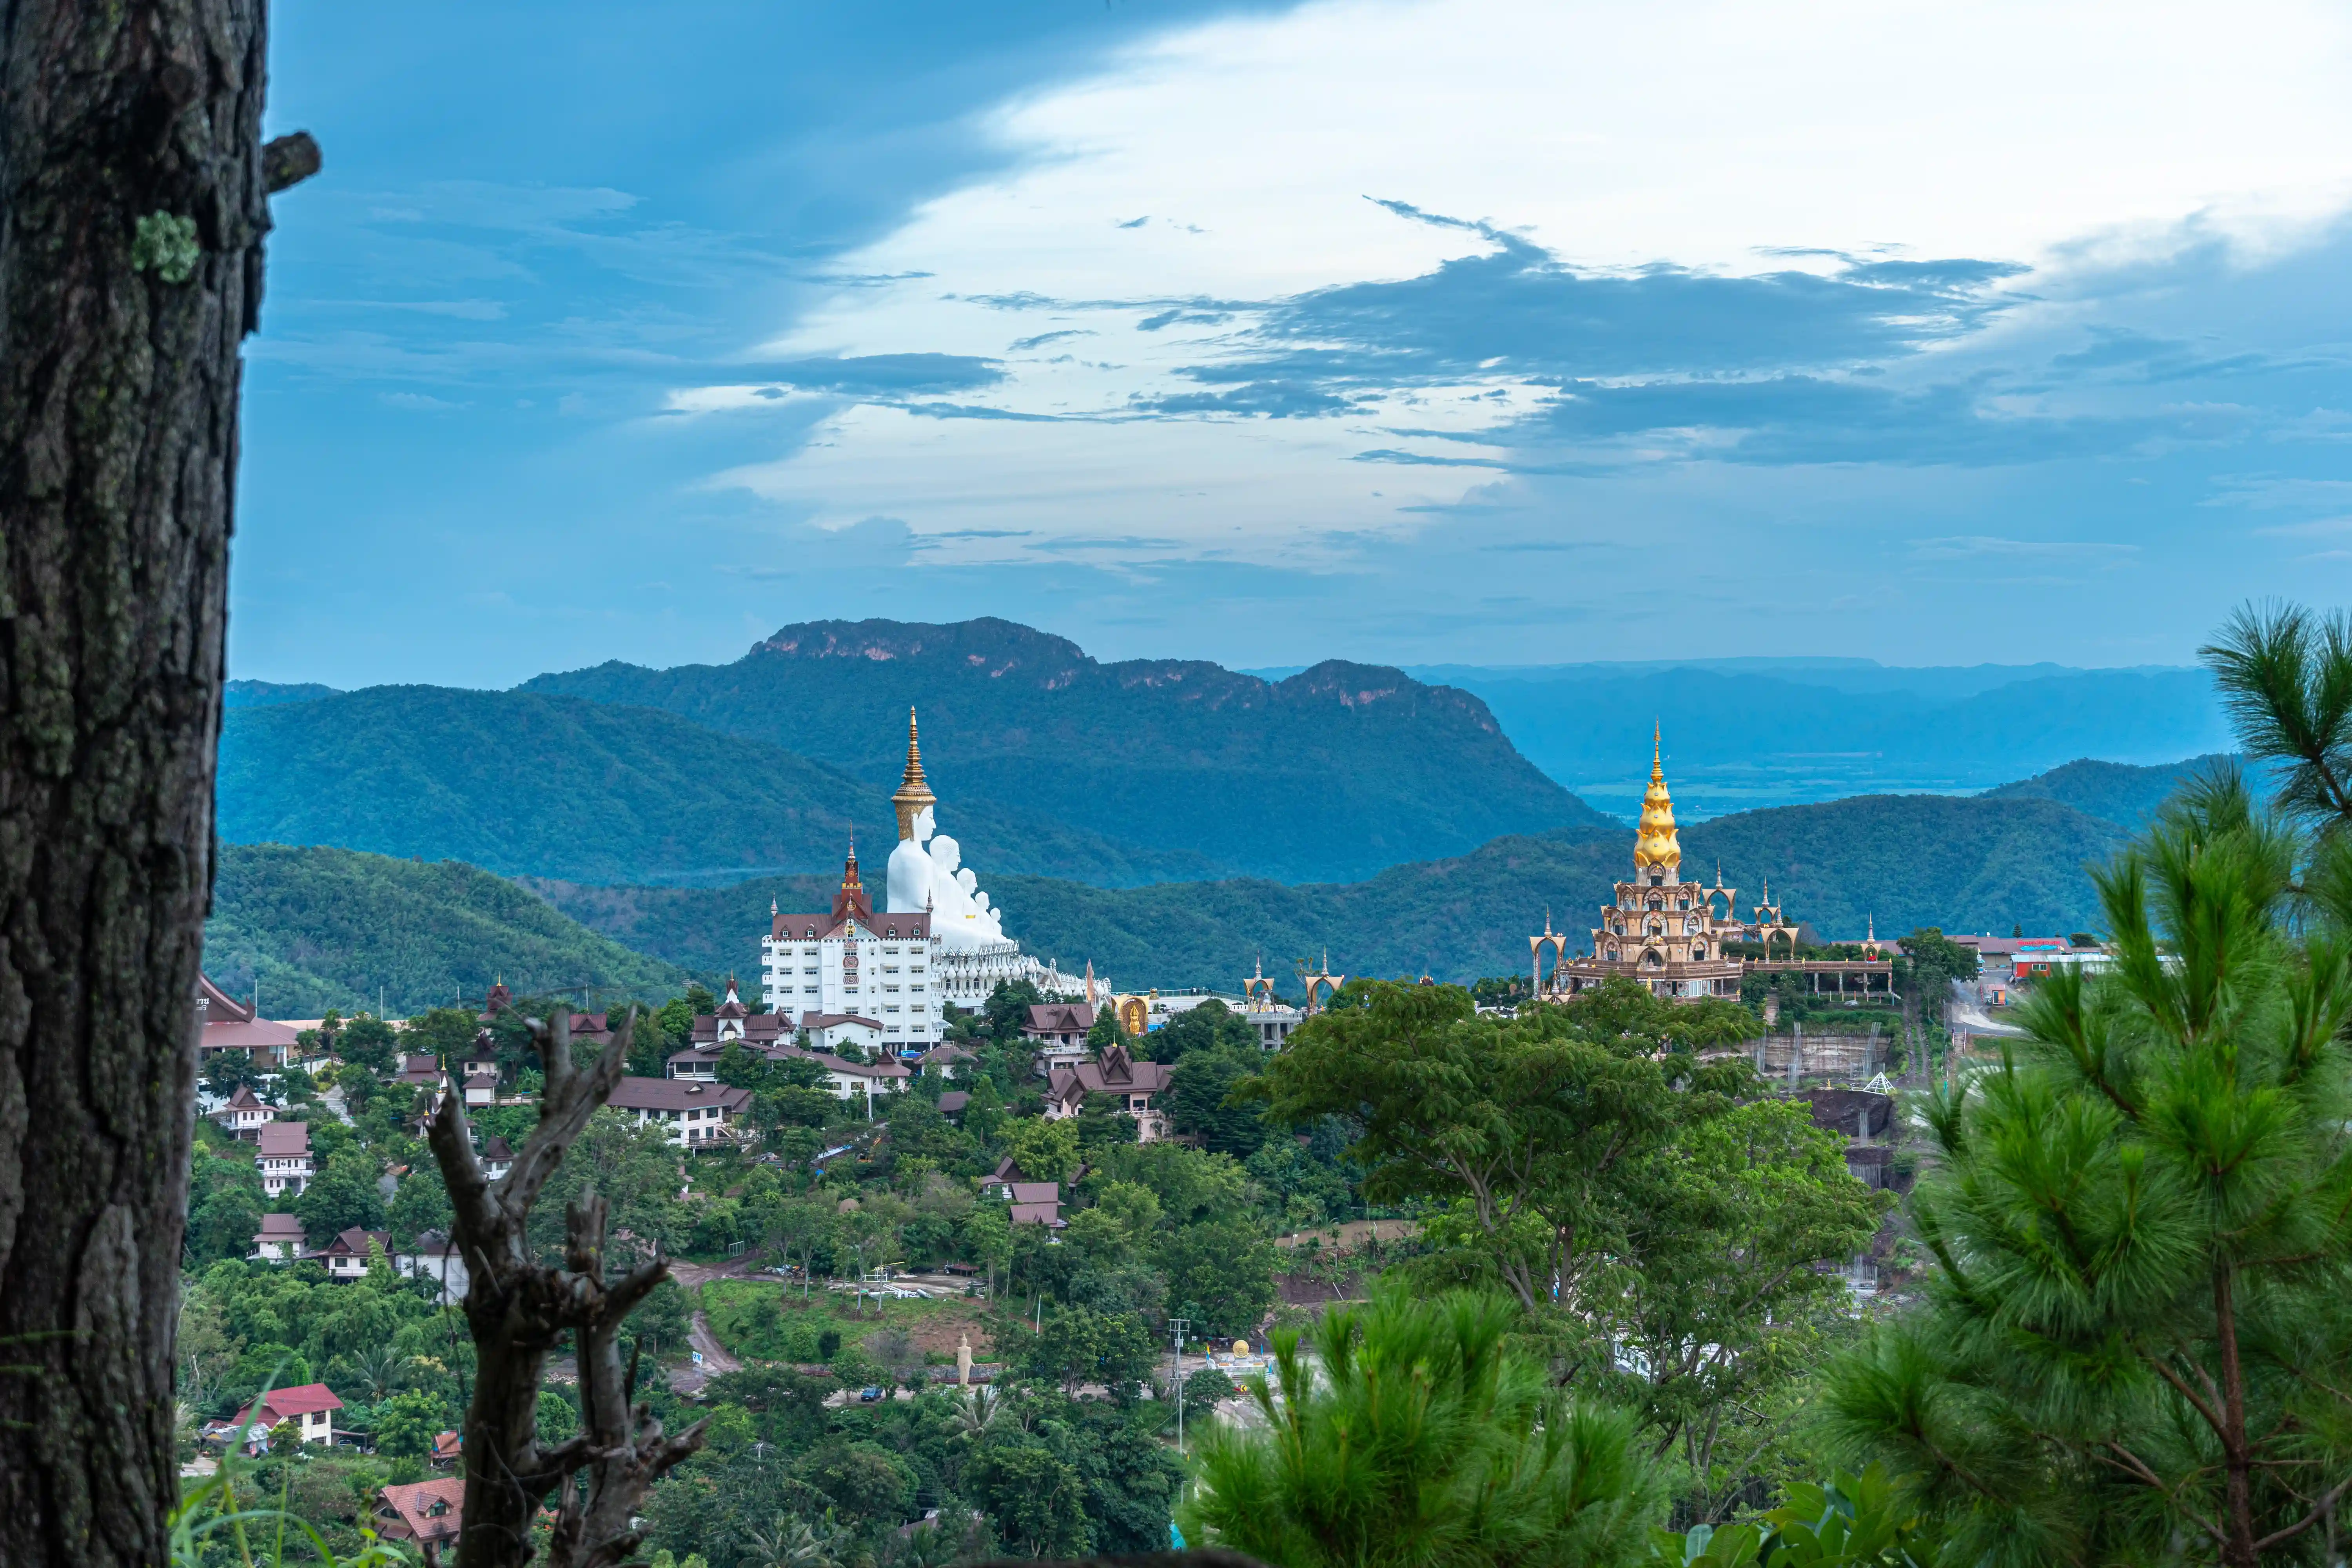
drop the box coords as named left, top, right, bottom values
left=1023, top=1004, right=1097, bottom=1034
left=236, top=1383, right=343, bottom=1423
left=255, top=1213, right=303, bottom=1240
left=379, top=1477, right=465, bottom=1543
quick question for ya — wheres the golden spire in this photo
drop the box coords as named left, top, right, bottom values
left=891, top=707, right=937, bottom=840
left=1633, top=723, right=1682, bottom=875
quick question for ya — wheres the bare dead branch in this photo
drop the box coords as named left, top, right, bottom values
left=262, top=131, right=321, bottom=193
left=424, top=1007, right=699, bottom=1568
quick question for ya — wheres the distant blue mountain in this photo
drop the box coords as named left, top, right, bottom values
left=224, top=679, right=342, bottom=708
left=1383, top=659, right=2229, bottom=820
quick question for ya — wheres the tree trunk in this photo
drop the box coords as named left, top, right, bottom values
left=0, top=2, right=276, bottom=1564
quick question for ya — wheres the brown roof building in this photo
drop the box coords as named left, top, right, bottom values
left=606, top=1075, right=754, bottom=1149
left=1044, top=1044, right=1172, bottom=1141
left=198, top=974, right=301, bottom=1068
left=376, top=1477, right=465, bottom=1548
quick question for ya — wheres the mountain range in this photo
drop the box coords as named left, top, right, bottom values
left=518, top=790, right=2123, bottom=991
left=204, top=843, right=693, bottom=1017
left=201, top=616, right=2238, bottom=1005
left=517, top=618, right=1610, bottom=883
left=218, top=684, right=1222, bottom=887
left=1391, top=659, right=2232, bottom=820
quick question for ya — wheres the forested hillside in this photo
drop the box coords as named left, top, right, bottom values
left=218, top=684, right=1220, bottom=886
left=521, top=616, right=1613, bottom=882
left=203, top=844, right=696, bottom=1015
left=1982, top=752, right=2239, bottom=829
left=527, top=793, right=2121, bottom=989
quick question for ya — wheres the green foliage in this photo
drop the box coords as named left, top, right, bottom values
left=1647, top=1467, right=1930, bottom=1568
left=1015, top=1302, right=1158, bottom=1393
left=202, top=842, right=694, bottom=1016
left=188, top=1147, right=268, bottom=1268
left=1553, top=976, right=1759, bottom=1050
left=1820, top=775, right=2352, bottom=1561
left=336, top=1014, right=399, bottom=1074
left=169, top=1446, right=410, bottom=1568
left=1183, top=1290, right=1659, bottom=1568
left=372, top=1388, right=453, bottom=1459
left=1165, top=1044, right=1269, bottom=1155
left=966, top=1441, right=1089, bottom=1558
left=997, top=1116, right=1079, bottom=1184
left=2202, top=600, right=2352, bottom=827
left=1150, top=997, right=1259, bottom=1062
left=1256, top=980, right=1880, bottom=1517
left=1155, top=1214, right=1276, bottom=1337
left=132, top=210, right=201, bottom=283
left=536, top=1388, right=580, bottom=1446
left=205, top=1048, right=266, bottom=1099
left=384, top=1167, right=449, bottom=1248
left=1981, top=753, right=2236, bottom=831
left=294, top=1151, right=385, bottom=1244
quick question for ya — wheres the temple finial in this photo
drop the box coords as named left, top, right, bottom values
left=892, top=707, right=937, bottom=841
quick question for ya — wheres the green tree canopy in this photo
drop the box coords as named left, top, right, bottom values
left=1183, top=1290, right=1659, bottom=1568
left=1822, top=776, right=2352, bottom=1565
left=1166, top=1044, right=1269, bottom=1156
left=295, top=1149, right=387, bottom=1243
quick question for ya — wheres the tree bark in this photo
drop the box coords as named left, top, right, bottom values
left=425, top=1010, right=703, bottom=1568
left=0, top=2, right=278, bottom=1564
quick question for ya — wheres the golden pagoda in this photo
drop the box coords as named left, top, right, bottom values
left=1632, top=723, right=1680, bottom=874
left=891, top=707, right=936, bottom=841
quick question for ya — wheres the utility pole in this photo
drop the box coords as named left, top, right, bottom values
left=1169, top=1318, right=1193, bottom=1454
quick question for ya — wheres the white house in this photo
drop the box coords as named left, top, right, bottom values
left=254, top=1121, right=313, bottom=1198
left=212, top=1084, right=276, bottom=1140
left=605, top=1076, right=753, bottom=1149
left=316, top=1226, right=390, bottom=1281
left=229, top=1384, right=343, bottom=1449
left=393, top=1230, right=470, bottom=1305
left=665, top=1039, right=910, bottom=1112
left=251, top=1212, right=304, bottom=1262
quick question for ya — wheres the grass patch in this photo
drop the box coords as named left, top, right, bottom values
left=701, top=1280, right=991, bottom=1364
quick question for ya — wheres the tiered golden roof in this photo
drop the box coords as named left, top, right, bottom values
left=1632, top=724, right=1681, bottom=871
left=891, top=707, right=936, bottom=840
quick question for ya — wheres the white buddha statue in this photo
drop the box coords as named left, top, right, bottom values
left=927, top=832, right=1005, bottom=949
left=887, top=804, right=936, bottom=915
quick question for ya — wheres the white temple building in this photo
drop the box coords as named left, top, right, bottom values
left=758, top=712, right=1095, bottom=1055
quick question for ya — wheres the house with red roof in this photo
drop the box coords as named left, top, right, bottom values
left=197, top=974, right=301, bottom=1070
left=231, top=1383, right=343, bottom=1448
left=376, top=1477, right=465, bottom=1548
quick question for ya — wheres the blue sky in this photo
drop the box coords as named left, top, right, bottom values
left=243, top=0, right=2352, bottom=688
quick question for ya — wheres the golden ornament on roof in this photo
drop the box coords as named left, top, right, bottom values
left=1633, top=724, right=1681, bottom=872
left=891, top=707, right=937, bottom=840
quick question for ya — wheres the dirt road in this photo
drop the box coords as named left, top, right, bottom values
left=667, top=1310, right=742, bottom=1397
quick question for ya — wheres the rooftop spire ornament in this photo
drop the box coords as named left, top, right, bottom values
left=892, top=707, right=937, bottom=841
